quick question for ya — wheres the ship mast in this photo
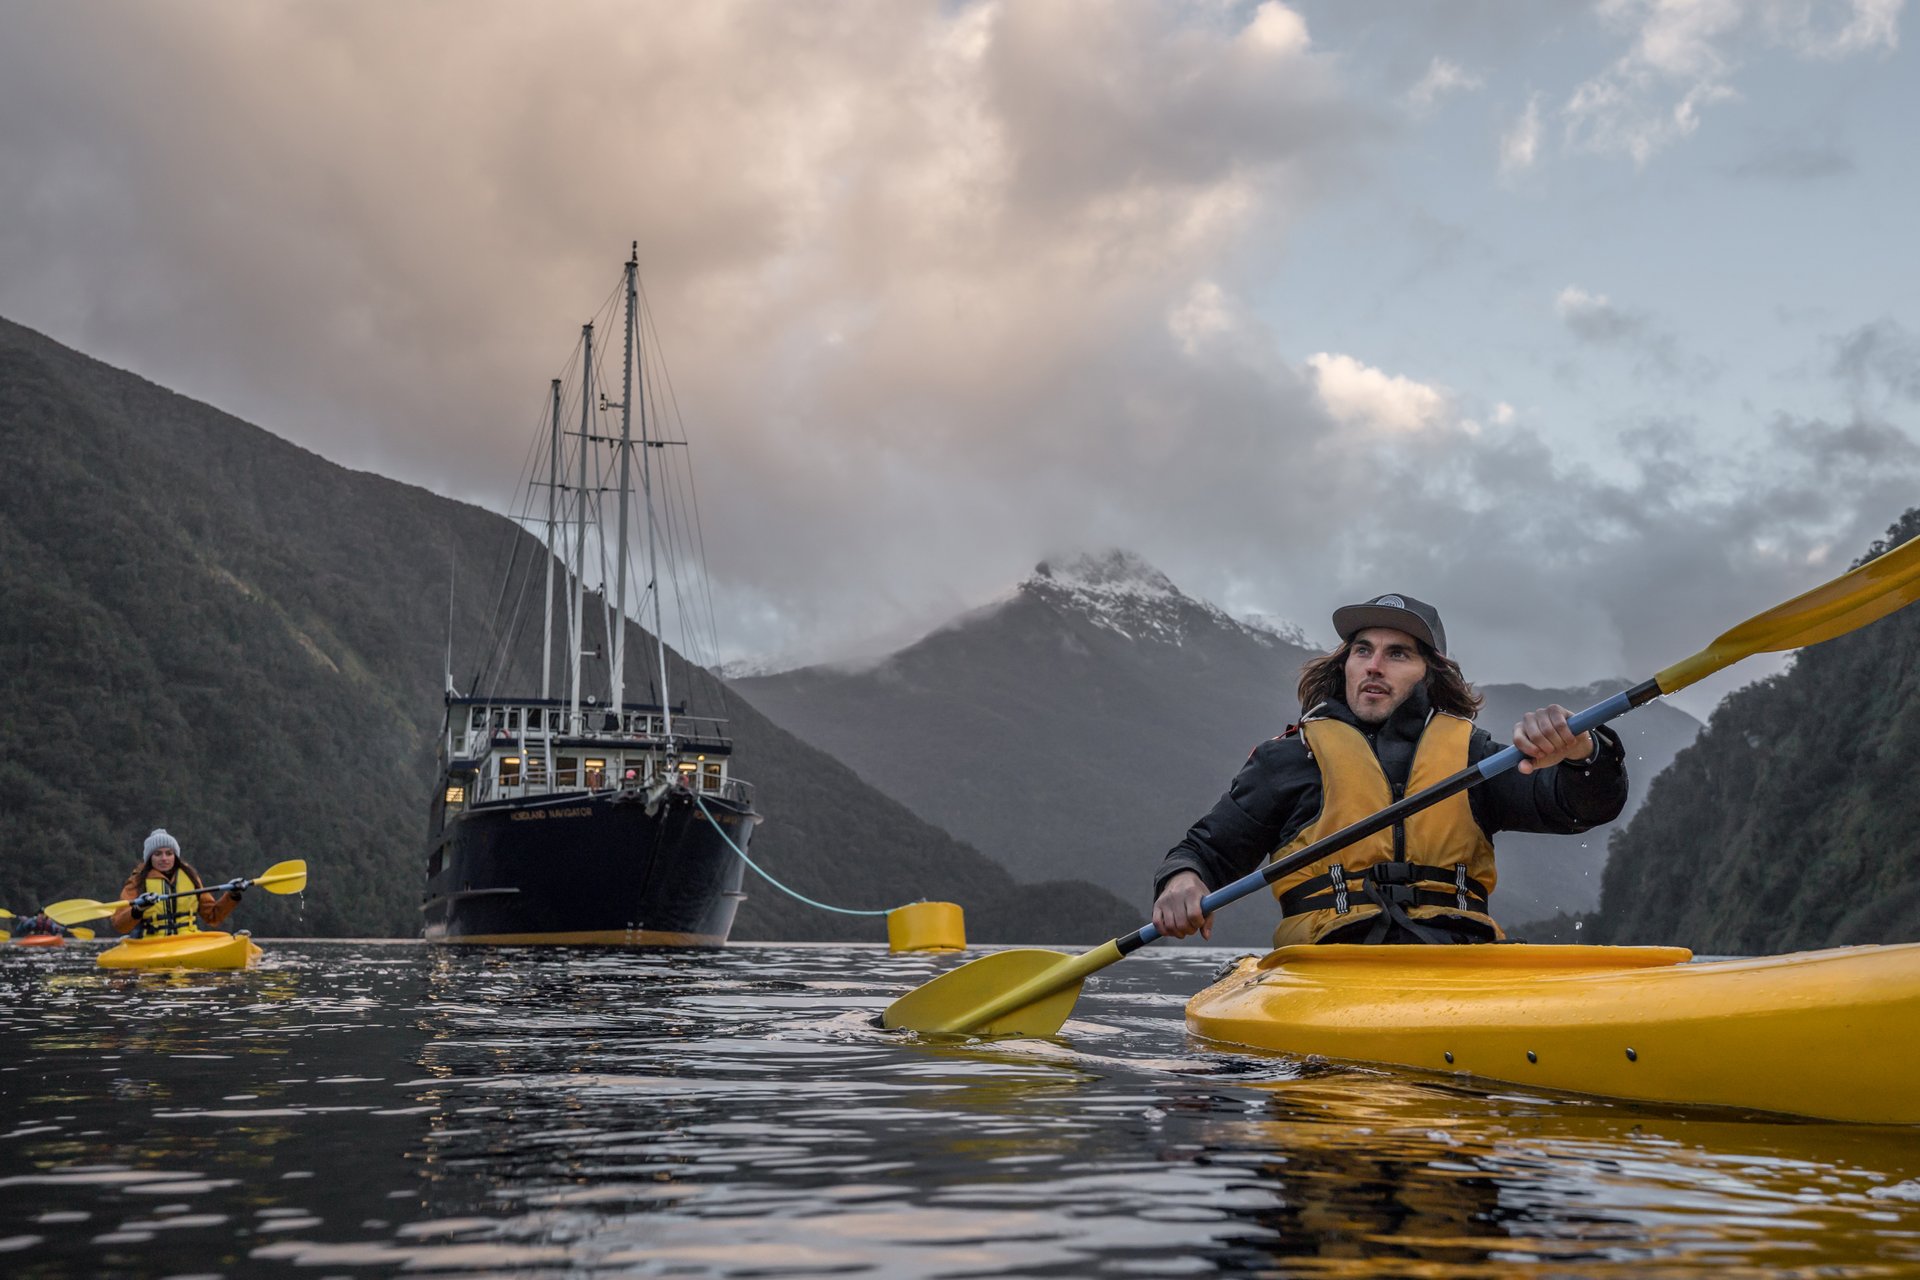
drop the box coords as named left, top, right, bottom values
left=611, top=250, right=636, bottom=715
left=637, top=251, right=674, bottom=747
left=542, top=378, right=560, bottom=701
left=569, top=322, right=592, bottom=731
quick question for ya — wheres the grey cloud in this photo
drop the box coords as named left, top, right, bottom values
left=1555, top=287, right=1715, bottom=388
left=1557, top=288, right=1649, bottom=345
left=1731, top=142, right=1856, bottom=181
left=1832, top=318, right=1920, bottom=401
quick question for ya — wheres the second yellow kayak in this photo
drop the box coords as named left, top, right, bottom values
left=96, top=931, right=262, bottom=971
left=1186, top=941, right=1920, bottom=1125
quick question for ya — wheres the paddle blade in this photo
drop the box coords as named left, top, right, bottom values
left=254, top=860, right=308, bottom=895
left=0, top=908, right=13, bottom=920
left=883, top=948, right=1090, bottom=1037
left=44, top=899, right=120, bottom=926
left=1658, top=534, right=1920, bottom=694
left=68, top=927, right=95, bottom=940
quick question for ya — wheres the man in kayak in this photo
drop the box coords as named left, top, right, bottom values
left=8, top=911, right=71, bottom=939
left=109, top=829, right=246, bottom=938
left=1152, top=594, right=1627, bottom=945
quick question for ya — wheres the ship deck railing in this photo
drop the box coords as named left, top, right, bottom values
left=455, top=773, right=754, bottom=809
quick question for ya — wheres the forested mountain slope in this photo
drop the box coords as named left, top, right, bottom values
left=0, top=316, right=1140, bottom=944
left=1590, top=511, right=1920, bottom=952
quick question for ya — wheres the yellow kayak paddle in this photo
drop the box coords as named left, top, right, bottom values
left=45, top=859, right=309, bottom=927
left=884, top=534, right=1920, bottom=1037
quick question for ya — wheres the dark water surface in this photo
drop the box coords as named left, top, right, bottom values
left=1, top=941, right=1916, bottom=1278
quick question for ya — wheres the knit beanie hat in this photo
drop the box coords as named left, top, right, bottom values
left=143, top=829, right=180, bottom=859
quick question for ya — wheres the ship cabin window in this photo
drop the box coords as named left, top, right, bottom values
left=491, top=709, right=505, bottom=730
left=547, top=710, right=562, bottom=733
left=450, top=730, right=466, bottom=756
left=470, top=708, right=487, bottom=731
left=505, top=708, right=519, bottom=733
left=622, top=764, right=640, bottom=785
left=585, top=758, right=607, bottom=790
left=444, top=783, right=466, bottom=807
left=556, top=756, right=578, bottom=788
left=703, top=762, right=722, bottom=791
left=500, top=756, right=522, bottom=787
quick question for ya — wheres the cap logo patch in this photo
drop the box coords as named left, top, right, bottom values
left=1374, top=595, right=1405, bottom=608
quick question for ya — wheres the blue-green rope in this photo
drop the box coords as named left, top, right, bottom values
left=695, top=795, right=893, bottom=917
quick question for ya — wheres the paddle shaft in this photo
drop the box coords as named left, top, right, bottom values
left=1113, top=678, right=1663, bottom=957
left=890, top=535, right=1920, bottom=1035
left=130, top=880, right=248, bottom=906
left=126, top=865, right=303, bottom=907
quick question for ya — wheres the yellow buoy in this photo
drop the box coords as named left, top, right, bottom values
left=887, top=901, right=966, bottom=953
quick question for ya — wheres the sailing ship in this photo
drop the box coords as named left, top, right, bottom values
left=423, top=248, right=758, bottom=944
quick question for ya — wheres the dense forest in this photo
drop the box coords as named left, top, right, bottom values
left=1588, top=509, right=1920, bottom=952
left=0, top=316, right=1144, bottom=944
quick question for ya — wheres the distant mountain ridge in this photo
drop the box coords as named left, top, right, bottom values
left=0, top=314, right=1143, bottom=944
left=737, top=553, right=1703, bottom=947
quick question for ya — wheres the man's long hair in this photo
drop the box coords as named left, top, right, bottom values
left=1296, top=639, right=1484, bottom=719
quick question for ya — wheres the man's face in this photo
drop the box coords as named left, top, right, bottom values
left=1343, top=627, right=1428, bottom=725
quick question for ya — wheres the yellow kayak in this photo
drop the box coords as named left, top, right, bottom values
left=1186, top=942, right=1920, bottom=1125
left=96, top=930, right=262, bottom=971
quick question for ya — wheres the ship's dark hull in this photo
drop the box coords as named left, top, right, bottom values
left=422, top=789, right=753, bottom=945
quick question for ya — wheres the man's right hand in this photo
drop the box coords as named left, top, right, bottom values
left=1152, top=870, right=1213, bottom=941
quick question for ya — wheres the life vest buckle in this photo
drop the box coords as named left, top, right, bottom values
left=1363, top=861, right=1418, bottom=908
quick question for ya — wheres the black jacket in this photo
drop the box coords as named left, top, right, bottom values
left=1154, top=683, right=1628, bottom=899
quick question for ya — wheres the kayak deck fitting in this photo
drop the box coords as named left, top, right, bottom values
left=1185, top=942, right=1920, bottom=1125
left=96, top=931, right=262, bottom=971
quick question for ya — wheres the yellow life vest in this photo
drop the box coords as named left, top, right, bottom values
left=137, top=870, right=203, bottom=936
left=1267, top=712, right=1501, bottom=946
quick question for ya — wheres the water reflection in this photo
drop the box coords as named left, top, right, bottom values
left=1174, top=1072, right=1920, bottom=1277
left=0, top=942, right=1915, bottom=1277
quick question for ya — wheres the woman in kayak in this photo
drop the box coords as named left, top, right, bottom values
left=1152, top=594, right=1627, bottom=945
left=109, top=830, right=245, bottom=938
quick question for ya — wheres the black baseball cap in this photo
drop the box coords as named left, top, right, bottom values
left=1331, top=593, right=1447, bottom=658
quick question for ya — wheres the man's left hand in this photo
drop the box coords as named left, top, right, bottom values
left=1512, top=704, right=1595, bottom=775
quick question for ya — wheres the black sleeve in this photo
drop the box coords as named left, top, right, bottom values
left=1467, top=723, right=1629, bottom=836
left=1154, top=736, right=1321, bottom=898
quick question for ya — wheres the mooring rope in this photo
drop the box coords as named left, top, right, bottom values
left=694, top=794, right=892, bottom=916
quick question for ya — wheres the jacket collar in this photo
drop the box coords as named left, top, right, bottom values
left=1308, top=681, right=1434, bottom=741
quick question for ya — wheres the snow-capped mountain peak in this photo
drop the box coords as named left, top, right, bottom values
left=1030, top=549, right=1181, bottom=599
left=1021, top=549, right=1305, bottom=650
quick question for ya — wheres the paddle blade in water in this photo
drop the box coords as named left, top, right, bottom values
left=255, top=860, right=308, bottom=895
left=44, top=899, right=120, bottom=927
left=882, top=948, right=1089, bottom=1037
left=1658, top=534, right=1920, bottom=693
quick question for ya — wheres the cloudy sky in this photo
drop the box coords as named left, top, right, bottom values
left=4, top=0, right=1916, bottom=714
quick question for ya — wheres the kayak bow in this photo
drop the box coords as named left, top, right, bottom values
left=1186, top=941, right=1920, bottom=1125
left=96, top=931, right=263, bottom=971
